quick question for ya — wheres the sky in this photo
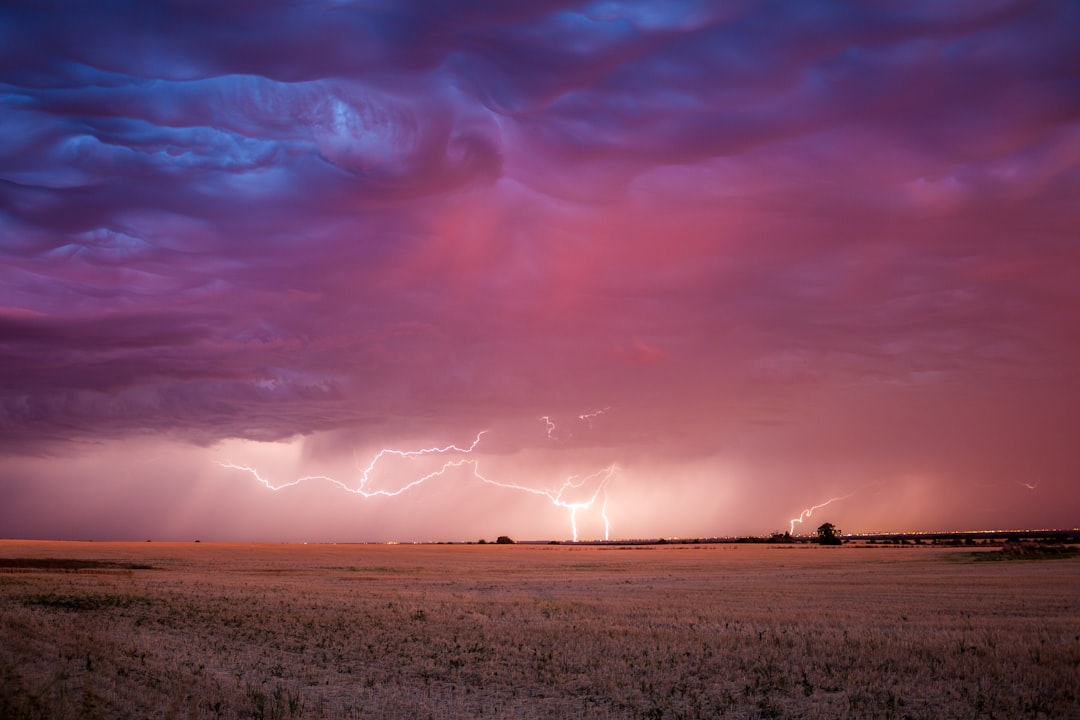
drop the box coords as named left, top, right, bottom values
left=1, top=0, right=1078, bottom=542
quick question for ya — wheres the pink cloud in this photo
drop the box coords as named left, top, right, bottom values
left=1, top=0, right=1078, bottom=538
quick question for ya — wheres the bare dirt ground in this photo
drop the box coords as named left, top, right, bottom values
left=1, top=540, right=1078, bottom=719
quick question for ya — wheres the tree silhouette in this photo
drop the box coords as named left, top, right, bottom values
left=816, top=522, right=842, bottom=545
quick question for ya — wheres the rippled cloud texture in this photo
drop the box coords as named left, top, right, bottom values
left=2, top=0, right=1078, bottom=540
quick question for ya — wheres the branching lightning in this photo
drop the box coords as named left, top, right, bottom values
left=788, top=494, right=853, bottom=535
left=476, top=464, right=617, bottom=542
left=219, top=433, right=485, bottom=498
left=217, top=430, right=617, bottom=541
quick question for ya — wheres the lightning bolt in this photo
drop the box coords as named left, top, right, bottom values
left=539, top=408, right=610, bottom=441
left=578, top=407, right=611, bottom=428
left=474, top=464, right=617, bottom=542
left=217, top=431, right=617, bottom=541
left=788, top=494, right=853, bottom=535
left=539, top=416, right=558, bottom=440
left=218, top=433, right=486, bottom=498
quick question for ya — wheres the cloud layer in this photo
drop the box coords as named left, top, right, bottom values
left=2, top=1, right=1078, bottom=538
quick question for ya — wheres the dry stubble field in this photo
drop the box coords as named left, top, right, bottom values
left=1, top=540, right=1078, bottom=719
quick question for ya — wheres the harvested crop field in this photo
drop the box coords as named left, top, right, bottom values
left=1, top=540, right=1078, bottom=719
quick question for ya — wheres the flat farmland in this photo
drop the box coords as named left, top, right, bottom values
left=1, top=541, right=1078, bottom=719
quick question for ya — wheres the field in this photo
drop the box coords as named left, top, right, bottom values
left=1, top=541, right=1078, bottom=719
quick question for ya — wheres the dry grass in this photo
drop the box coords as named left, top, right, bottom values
left=1, top=540, right=1078, bottom=719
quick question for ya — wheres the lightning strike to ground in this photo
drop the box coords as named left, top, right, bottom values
left=476, top=465, right=617, bottom=542
left=217, top=431, right=617, bottom=541
left=789, top=494, right=853, bottom=535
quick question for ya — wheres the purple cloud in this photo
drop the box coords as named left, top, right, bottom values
left=1, top=0, right=1078, bottom=538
